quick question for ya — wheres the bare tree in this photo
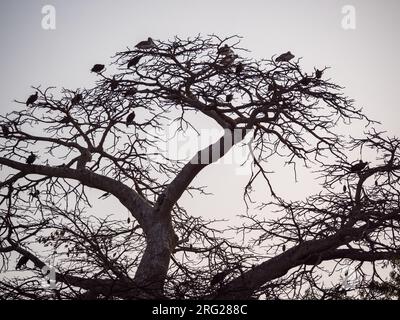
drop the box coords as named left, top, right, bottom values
left=0, top=35, right=398, bottom=300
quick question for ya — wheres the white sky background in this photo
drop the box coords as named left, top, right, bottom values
left=0, top=0, right=399, bottom=224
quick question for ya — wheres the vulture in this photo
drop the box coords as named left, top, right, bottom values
left=343, top=185, right=347, bottom=192
left=235, top=62, right=244, bottom=76
left=26, top=92, right=38, bottom=106
left=16, top=255, right=29, bottom=270
left=218, top=44, right=233, bottom=56
left=275, top=51, right=295, bottom=63
left=124, top=88, right=138, bottom=97
left=71, top=93, right=83, bottom=105
left=225, top=94, right=233, bottom=103
left=1, top=124, right=10, bottom=137
left=126, top=111, right=136, bottom=126
left=350, top=160, right=368, bottom=173
left=300, top=76, right=312, bottom=86
left=315, top=69, right=323, bottom=79
left=135, top=37, right=156, bottom=50
left=210, top=270, right=229, bottom=286
left=91, top=64, right=105, bottom=73
left=375, top=180, right=379, bottom=187
left=282, top=244, right=286, bottom=252
left=26, top=152, right=36, bottom=165
left=110, top=76, right=119, bottom=91
left=127, top=55, right=142, bottom=68
left=127, top=217, right=131, bottom=224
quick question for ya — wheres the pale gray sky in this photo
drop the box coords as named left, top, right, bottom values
left=0, top=0, right=399, bottom=220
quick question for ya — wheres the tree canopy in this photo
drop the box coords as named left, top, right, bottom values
left=1, top=35, right=399, bottom=300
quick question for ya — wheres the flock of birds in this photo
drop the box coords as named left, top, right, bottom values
left=1, top=38, right=367, bottom=176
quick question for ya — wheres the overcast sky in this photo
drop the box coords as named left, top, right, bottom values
left=0, top=0, right=399, bottom=221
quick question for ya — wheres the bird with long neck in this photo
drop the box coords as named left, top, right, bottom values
left=26, top=92, right=38, bottom=106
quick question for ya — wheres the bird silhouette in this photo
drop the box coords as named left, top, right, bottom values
left=225, top=94, right=233, bottom=103
left=343, top=185, right=347, bottom=192
left=71, top=93, right=83, bottom=105
left=1, top=124, right=10, bottom=137
left=218, top=44, right=233, bottom=56
left=126, top=111, right=136, bottom=126
left=26, top=92, right=38, bottom=106
left=282, top=244, right=286, bottom=252
left=16, top=255, right=29, bottom=270
left=135, top=37, right=156, bottom=50
left=91, top=64, right=105, bottom=73
left=315, top=69, right=323, bottom=79
left=110, top=76, right=119, bottom=91
left=375, top=180, right=379, bottom=187
left=235, top=63, right=244, bottom=75
left=26, top=152, right=36, bottom=165
left=350, top=160, right=368, bottom=173
left=127, top=217, right=131, bottom=224
left=275, top=51, right=295, bottom=63
left=127, top=55, right=142, bottom=68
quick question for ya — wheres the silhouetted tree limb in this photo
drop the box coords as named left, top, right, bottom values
left=0, top=35, right=395, bottom=300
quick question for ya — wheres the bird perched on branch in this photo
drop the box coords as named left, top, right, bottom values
left=26, top=152, right=36, bottom=165
left=350, top=160, right=368, bottom=173
left=135, top=37, right=156, bottom=50
left=315, top=69, right=323, bottom=79
left=218, top=44, right=234, bottom=56
left=127, top=55, right=142, bottom=68
left=275, top=51, right=295, bottom=63
left=126, top=111, right=136, bottom=126
left=1, top=124, right=10, bottom=137
left=26, top=92, right=38, bottom=106
left=91, top=64, right=105, bottom=73
left=226, top=94, right=233, bottom=103
left=71, top=93, right=83, bottom=105
left=16, top=255, right=29, bottom=270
